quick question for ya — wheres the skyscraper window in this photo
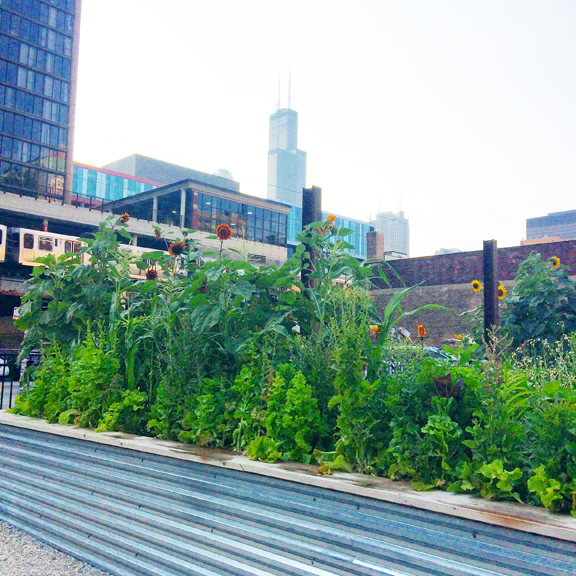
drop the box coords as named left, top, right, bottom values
left=0, top=0, right=80, bottom=203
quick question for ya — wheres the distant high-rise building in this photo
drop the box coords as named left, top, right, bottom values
left=267, top=107, right=306, bottom=207
left=435, top=247, right=463, bottom=255
left=526, top=210, right=576, bottom=241
left=370, top=211, right=410, bottom=257
left=0, top=0, right=82, bottom=204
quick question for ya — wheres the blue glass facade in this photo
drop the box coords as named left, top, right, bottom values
left=286, top=205, right=369, bottom=260
left=195, top=192, right=287, bottom=247
left=323, top=212, right=369, bottom=260
left=0, top=0, right=77, bottom=198
left=72, top=164, right=158, bottom=202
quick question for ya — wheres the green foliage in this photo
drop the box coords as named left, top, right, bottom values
left=14, top=217, right=576, bottom=516
left=528, top=466, right=576, bottom=515
left=501, top=252, right=576, bottom=348
left=178, top=379, right=233, bottom=447
left=246, top=437, right=282, bottom=463
left=11, top=331, right=124, bottom=428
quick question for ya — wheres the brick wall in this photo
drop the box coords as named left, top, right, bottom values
left=371, top=283, right=488, bottom=346
left=372, top=239, right=576, bottom=288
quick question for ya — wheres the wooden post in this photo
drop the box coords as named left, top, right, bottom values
left=301, top=186, right=322, bottom=289
left=483, top=239, right=499, bottom=345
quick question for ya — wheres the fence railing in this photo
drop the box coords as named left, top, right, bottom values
left=0, top=349, right=41, bottom=410
left=1, top=184, right=107, bottom=211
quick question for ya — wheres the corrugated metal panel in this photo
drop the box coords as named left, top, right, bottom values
left=0, top=424, right=575, bottom=576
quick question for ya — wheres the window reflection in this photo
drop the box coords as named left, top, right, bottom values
left=194, top=193, right=287, bottom=247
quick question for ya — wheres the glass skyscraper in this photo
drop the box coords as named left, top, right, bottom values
left=0, top=0, right=81, bottom=204
left=267, top=107, right=307, bottom=207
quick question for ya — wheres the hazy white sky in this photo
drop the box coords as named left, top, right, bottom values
left=74, top=0, right=576, bottom=257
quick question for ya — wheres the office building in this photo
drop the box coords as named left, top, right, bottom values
left=0, top=0, right=82, bottom=204
left=267, top=107, right=306, bottom=207
left=72, top=162, right=162, bottom=203
left=526, top=210, right=576, bottom=241
left=370, top=211, right=410, bottom=257
left=322, top=212, right=371, bottom=260
left=103, top=178, right=290, bottom=264
left=103, top=154, right=240, bottom=194
left=521, top=237, right=564, bottom=246
left=69, top=155, right=290, bottom=263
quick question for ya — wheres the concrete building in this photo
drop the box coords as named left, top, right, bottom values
left=0, top=0, right=82, bottom=204
left=370, top=211, right=410, bottom=257
left=103, top=154, right=240, bottom=194
left=526, top=210, right=576, bottom=241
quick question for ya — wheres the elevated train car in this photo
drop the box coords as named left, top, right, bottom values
left=6, top=228, right=83, bottom=266
left=0, top=225, right=6, bottom=262
left=3, top=227, right=169, bottom=279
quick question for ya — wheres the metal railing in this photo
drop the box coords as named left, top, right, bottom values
left=0, top=349, right=41, bottom=410
left=1, top=184, right=107, bottom=211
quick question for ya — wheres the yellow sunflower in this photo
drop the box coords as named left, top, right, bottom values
left=549, top=256, right=560, bottom=270
left=119, top=212, right=129, bottom=223
left=498, top=284, right=507, bottom=300
left=471, top=280, right=482, bottom=292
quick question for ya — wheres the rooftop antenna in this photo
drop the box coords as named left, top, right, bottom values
left=277, top=77, right=281, bottom=110
left=288, top=69, right=292, bottom=109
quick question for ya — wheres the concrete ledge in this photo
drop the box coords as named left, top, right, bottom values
left=2, top=410, right=576, bottom=543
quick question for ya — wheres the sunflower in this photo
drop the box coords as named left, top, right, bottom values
left=216, top=223, right=232, bottom=240
left=471, top=279, right=482, bottom=292
left=549, top=256, right=560, bottom=270
left=454, top=334, right=463, bottom=340
left=146, top=268, right=158, bottom=280
left=154, top=229, right=162, bottom=240
left=119, top=212, right=129, bottom=223
left=318, top=214, right=337, bottom=234
left=498, top=284, right=507, bottom=300
left=168, top=241, right=187, bottom=256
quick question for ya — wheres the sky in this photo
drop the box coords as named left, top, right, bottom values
left=73, top=0, right=576, bottom=257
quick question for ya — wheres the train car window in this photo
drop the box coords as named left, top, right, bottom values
left=38, top=236, right=54, bottom=251
left=23, top=234, right=34, bottom=249
left=64, top=241, right=81, bottom=253
left=0, top=230, right=3, bottom=244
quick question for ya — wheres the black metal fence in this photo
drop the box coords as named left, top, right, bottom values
left=0, top=349, right=41, bottom=410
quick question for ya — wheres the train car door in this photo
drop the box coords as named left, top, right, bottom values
left=20, top=231, right=36, bottom=264
left=0, top=225, right=6, bottom=262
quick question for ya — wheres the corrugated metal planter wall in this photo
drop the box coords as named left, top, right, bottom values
left=1, top=423, right=576, bottom=576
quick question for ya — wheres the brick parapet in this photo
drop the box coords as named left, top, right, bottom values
left=372, top=240, right=576, bottom=288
